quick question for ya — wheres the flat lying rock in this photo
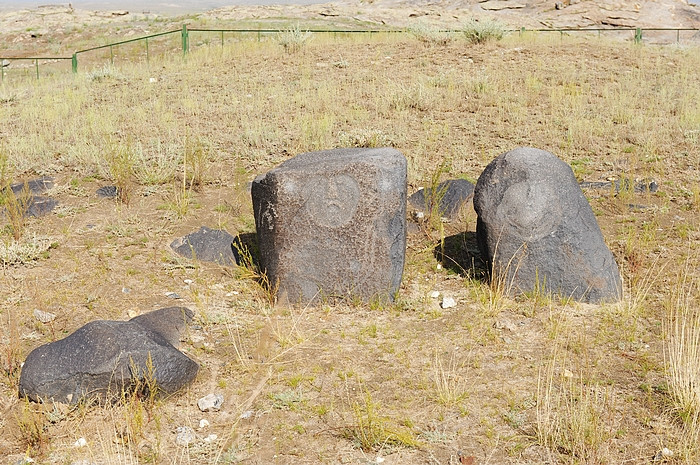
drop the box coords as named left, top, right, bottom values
left=170, top=226, right=237, bottom=266
left=10, top=177, right=54, bottom=196
left=19, top=307, right=198, bottom=404
left=252, top=147, right=407, bottom=305
left=474, top=147, right=622, bottom=303
left=26, top=196, right=58, bottom=217
left=4, top=177, right=58, bottom=217
left=408, top=179, right=474, bottom=220
left=579, top=178, right=658, bottom=193
left=96, top=185, right=118, bottom=198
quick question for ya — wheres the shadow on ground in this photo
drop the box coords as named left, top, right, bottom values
left=433, top=231, right=488, bottom=281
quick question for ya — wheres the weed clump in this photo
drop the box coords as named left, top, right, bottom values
left=276, top=25, right=312, bottom=53
left=408, top=23, right=452, bottom=46
left=462, top=18, right=506, bottom=44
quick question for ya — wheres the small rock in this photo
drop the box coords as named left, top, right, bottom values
left=662, top=448, right=674, bottom=457
left=441, top=296, right=457, bottom=309
left=198, top=393, right=224, bottom=412
left=170, top=226, right=237, bottom=266
left=33, top=309, right=56, bottom=323
left=2, top=59, right=10, bottom=67
left=240, top=410, right=254, bottom=419
left=563, top=369, right=574, bottom=378
left=165, top=292, right=181, bottom=299
left=175, top=426, right=196, bottom=446
left=376, top=457, right=385, bottom=464
left=183, top=279, right=193, bottom=285
left=122, top=287, right=131, bottom=294
left=149, top=77, right=157, bottom=83
left=199, top=419, right=210, bottom=429
left=10, top=177, right=54, bottom=195
left=429, top=290, right=440, bottom=299
left=26, top=196, right=58, bottom=217
left=494, top=320, right=517, bottom=332
left=408, top=179, right=475, bottom=220
left=9, top=457, right=34, bottom=465
left=96, top=185, right=118, bottom=199
left=203, top=434, right=218, bottom=443
left=74, top=437, right=87, bottom=448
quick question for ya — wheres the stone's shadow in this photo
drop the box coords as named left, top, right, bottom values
left=433, top=231, right=488, bottom=281
left=232, top=232, right=261, bottom=269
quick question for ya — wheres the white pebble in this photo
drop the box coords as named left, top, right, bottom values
left=429, top=290, right=440, bottom=299
left=198, top=393, right=224, bottom=412
left=199, top=419, right=210, bottom=429
left=74, top=437, right=87, bottom=448
left=662, top=448, right=674, bottom=457
left=240, top=410, right=254, bottom=419
left=184, top=279, right=194, bottom=285
left=175, top=426, right=196, bottom=446
left=203, top=434, right=218, bottom=443
left=441, top=296, right=457, bottom=309
left=33, top=309, right=56, bottom=323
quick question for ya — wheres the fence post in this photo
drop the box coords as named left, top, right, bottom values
left=146, top=37, right=149, bottom=63
left=677, top=29, right=680, bottom=43
left=520, top=27, right=525, bottom=37
left=110, top=45, right=114, bottom=64
left=72, top=53, right=78, bottom=73
left=182, top=24, right=189, bottom=55
left=221, top=30, right=224, bottom=48
left=1, top=62, right=4, bottom=82
left=634, top=27, right=643, bottom=43
left=35, top=58, right=39, bottom=80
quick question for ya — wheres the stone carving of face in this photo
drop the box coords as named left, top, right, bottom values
left=304, top=174, right=360, bottom=228
left=495, top=181, right=562, bottom=241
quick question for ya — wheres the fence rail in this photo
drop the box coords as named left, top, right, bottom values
left=1, top=24, right=698, bottom=81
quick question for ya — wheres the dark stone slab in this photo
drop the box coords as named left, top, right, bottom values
left=96, top=185, right=118, bottom=198
left=26, top=196, right=58, bottom=217
left=10, top=176, right=54, bottom=196
left=19, top=307, right=198, bottom=404
left=170, top=226, right=237, bottom=266
left=473, top=147, right=622, bottom=303
left=408, top=179, right=475, bottom=219
left=252, top=147, right=407, bottom=305
left=579, top=178, right=658, bottom=193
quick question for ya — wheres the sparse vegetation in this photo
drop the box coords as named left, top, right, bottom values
left=0, top=16, right=698, bottom=464
left=462, top=18, right=506, bottom=44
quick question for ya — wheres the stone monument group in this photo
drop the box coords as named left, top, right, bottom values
left=17, top=146, right=623, bottom=404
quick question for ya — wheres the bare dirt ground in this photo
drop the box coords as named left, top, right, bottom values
left=0, top=2, right=699, bottom=465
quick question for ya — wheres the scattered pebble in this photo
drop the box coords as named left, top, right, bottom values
left=149, top=77, right=157, bottom=83
left=240, top=410, right=254, bottom=419
left=165, top=292, right=182, bottom=299
left=662, top=448, right=674, bottom=457
left=203, top=434, right=218, bottom=443
left=441, top=296, right=457, bottom=309
left=74, top=437, right=87, bottom=448
left=175, top=426, right=196, bottom=446
left=33, top=309, right=56, bottom=323
left=563, top=369, right=574, bottom=378
left=184, top=279, right=194, bottom=285
left=121, top=287, right=131, bottom=294
left=494, top=320, right=517, bottom=332
left=376, top=457, right=385, bottom=464
left=429, top=290, right=440, bottom=299
left=199, top=419, right=210, bottom=429
left=436, top=263, right=442, bottom=270
left=198, top=393, right=224, bottom=412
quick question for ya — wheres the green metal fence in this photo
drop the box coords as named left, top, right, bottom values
left=1, top=24, right=698, bottom=82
